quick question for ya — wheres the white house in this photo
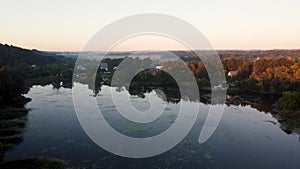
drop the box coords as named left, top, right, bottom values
left=228, top=71, right=238, bottom=77
left=156, top=66, right=162, bottom=70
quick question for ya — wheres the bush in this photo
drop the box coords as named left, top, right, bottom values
left=279, top=91, right=300, bottom=111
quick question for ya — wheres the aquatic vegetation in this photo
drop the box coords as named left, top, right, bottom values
left=184, top=140, right=198, bottom=147
left=0, top=108, right=28, bottom=120
left=124, top=125, right=144, bottom=135
left=0, top=142, right=13, bottom=151
left=204, top=152, right=212, bottom=160
left=0, top=157, right=67, bottom=169
left=0, top=108, right=28, bottom=161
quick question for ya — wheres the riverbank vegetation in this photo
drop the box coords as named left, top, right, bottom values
left=1, top=44, right=300, bottom=166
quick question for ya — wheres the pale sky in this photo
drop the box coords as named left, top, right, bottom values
left=1, top=0, right=300, bottom=51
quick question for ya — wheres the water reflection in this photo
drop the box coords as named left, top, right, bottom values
left=2, top=83, right=300, bottom=169
left=0, top=108, right=28, bottom=161
left=29, top=81, right=300, bottom=139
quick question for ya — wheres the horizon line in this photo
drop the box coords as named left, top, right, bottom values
left=2, top=43, right=300, bottom=53
left=45, top=48, right=300, bottom=53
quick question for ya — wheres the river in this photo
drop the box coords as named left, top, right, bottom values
left=4, top=83, right=300, bottom=169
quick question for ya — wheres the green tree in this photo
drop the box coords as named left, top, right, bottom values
left=279, top=91, right=300, bottom=111
left=0, top=67, right=28, bottom=106
left=222, top=55, right=243, bottom=71
left=241, top=77, right=257, bottom=91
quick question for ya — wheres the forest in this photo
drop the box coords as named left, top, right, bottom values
left=1, top=45, right=300, bottom=125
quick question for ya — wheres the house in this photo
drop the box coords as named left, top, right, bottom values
left=100, top=62, right=108, bottom=71
left=156, top=66, right=162, bottom=70
left=228, top=71, right=238, bottom=77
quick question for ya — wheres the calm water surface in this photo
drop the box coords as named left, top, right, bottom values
left=4, top=84, right=300, bottom=169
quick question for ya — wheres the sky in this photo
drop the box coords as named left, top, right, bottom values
left=1, top=0, right=300, bottom=51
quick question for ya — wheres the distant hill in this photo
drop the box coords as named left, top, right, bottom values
left=1, top=44, right=300, bottom=66
left=0, top=44, right=66, bottom=66
left=216, top=50, right=300, bottom=61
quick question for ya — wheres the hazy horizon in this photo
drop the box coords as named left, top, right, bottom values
left=1, top=0, right=300, bottom=51
left=2, top=43, right=300, bottom=53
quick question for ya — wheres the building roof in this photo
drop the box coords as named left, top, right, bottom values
left=228, top=71, right=238, bottom=77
